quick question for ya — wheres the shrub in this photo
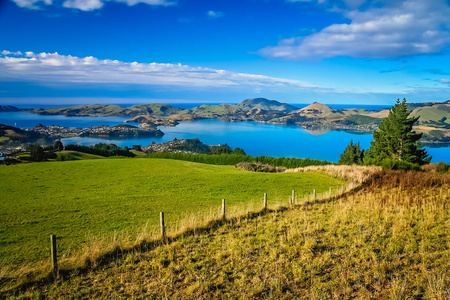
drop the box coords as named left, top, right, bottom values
left=146, top=152, right=331, bottom=168
left=436, top=162, right=450, bottom=173
left=235, top=162, right=286, bottom=173
left=380, top=158, right=421, bottom=171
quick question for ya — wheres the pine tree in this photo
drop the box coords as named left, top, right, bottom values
left=364, top=98, right=430, bottom=166
left=339, top=140, right=364, bottom=165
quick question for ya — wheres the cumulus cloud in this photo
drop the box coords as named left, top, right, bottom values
left=0, top=51, right=317, bottom=90
left=11, top=0, right=175, bottom=10
left=207, top=11, right=225, bottom=19
left=260, top=0, right=450, bottom=60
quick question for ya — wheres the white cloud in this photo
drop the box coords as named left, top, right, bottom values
left=62, top=0, right=103, bottom=11
left=260, top=0, right=450, bottom=60
left=12, top=0, right=175, bottom=10
left=207, top=11, right=225, bottom=19
left=11, top=0, right=51, bottom=9
left=0, top=51, right=317, bottom=90
left=1, top=50, right=23, bottom=56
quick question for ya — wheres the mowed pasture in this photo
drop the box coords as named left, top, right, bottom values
left=0, top=158, right=345, bottom=272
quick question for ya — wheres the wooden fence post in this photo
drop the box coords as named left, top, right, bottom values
left=160, top=212, right=166, bottom=241
left=222, top=199, right=226, bottom=219
left=263, top=193, right=267, bottom=210
left=50, top=234, right=57, bottom=274
left=313, top=189, right=316, bottom=200
left=329, top=187, right=332, bottom=197
left=292, top=190, right=295, bottom=205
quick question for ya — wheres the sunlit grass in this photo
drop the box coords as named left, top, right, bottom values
left=0, top=158, right=344, bottom=276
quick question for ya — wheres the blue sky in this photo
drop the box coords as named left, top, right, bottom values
left=1, top=0, right=450, bottom=105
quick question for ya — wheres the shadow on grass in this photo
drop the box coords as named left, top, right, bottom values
left=2, top=206, right=291, bottom=296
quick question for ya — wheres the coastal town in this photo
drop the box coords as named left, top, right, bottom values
left=31, top=123, right=164, bottom=139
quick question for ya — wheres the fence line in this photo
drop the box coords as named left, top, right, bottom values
left=49, top=184, right=355, bottom=273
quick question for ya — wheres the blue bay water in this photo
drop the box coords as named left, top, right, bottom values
left=1, top=111, right=448, bottom=163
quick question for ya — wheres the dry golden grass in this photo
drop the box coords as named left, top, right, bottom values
left=286, top=164, right=381, bottom=184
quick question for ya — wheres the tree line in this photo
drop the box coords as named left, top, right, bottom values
left=146, top=152, right=330, bottom=168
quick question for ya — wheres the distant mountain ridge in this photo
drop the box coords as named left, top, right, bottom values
left=28, top=103, right=182, bottom=117
left=1, top=98, right=448, bottom=145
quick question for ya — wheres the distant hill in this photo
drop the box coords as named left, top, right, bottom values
left=126, top=103, right=182, bottom=116
left=407, top=99, right=450, bottom=110
left=0, top=105, right=20, bottom=112
left=236, top=98, right=298, bottom=112
left=293, top=102, right=344, bottom=120
left=189, top=104, right=245, bottom=117
left=0, top=123, right=49, bottom=149
left=410, top=103, right=450, bottom=128
left=29, top=103, right=181, bottom=117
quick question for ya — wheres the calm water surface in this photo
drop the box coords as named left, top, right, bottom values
left=1, top=112, right=448, bottom=163
left=63, top=119, right=448, bottom=163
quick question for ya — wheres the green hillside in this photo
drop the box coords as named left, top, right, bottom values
left=127, top=103, right=182, bottom=116
left=29, top=103, right=181, bottom=117
left=411, top=104, right=450, bottom=128
left=30, top=104, right=128, bottom=116
left=0, top=158, right=344, bottom=272
left=237, top=98, right=299, bottom=112
left=56, top=150, right=105, bottom=160
left=189, top=104, right=244, bottom=117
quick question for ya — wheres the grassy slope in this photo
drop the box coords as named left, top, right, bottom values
left=344, top=114, right=382, bottom=125
left=56, top=150, right=105, bottom=160
left=0, top=158, right=344, bottom=270
left=9, top=171, right=449, bottom=299
left=410, top=105, right=450, bottom=130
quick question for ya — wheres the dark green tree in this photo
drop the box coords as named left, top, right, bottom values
left=27, top=144, right=46, bottom=162
left=233, top=147, right=246, bottom=155
left=364, top=98, right=431, bottom=166
left=211, top=144, right=233, bottom=155
left=54, top=140, right=64, bottom=151
left=338, top=140, right=364, bottom=165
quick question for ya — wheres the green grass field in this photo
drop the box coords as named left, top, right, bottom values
left=0, top=158, right=345, bottom=271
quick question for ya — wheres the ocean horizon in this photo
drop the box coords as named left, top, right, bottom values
left=6, top=102, right=392, bottom=111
